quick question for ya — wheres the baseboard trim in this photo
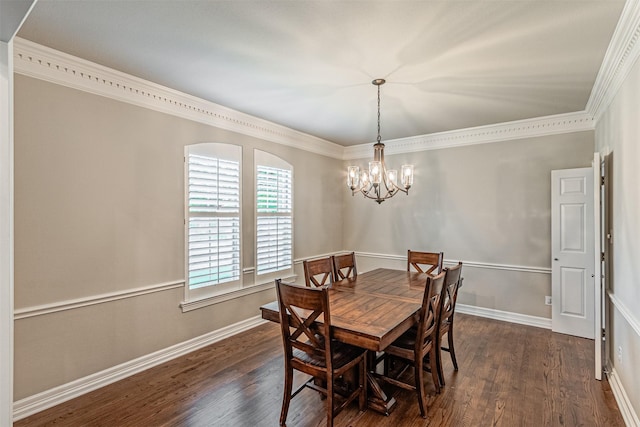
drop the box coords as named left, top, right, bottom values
left=12, top=315, right=267, bottom=421
left=456, top=303, right=552, bottom=330
left=608, top=367, right=640, bottom=427
left=12, top=278, right=553, bottom=421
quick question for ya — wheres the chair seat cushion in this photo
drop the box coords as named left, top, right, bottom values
left=293, top=340, right=366, bottom=369
left=389, top=328, right=418, bottom=350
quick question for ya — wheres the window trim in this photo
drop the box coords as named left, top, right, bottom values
left=254, top=149, right=294, bottom=283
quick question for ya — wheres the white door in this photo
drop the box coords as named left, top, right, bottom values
left=551, top=167, right=595, bottom=339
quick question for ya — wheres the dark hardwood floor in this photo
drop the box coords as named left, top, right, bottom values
left=15, top=313, right=624, bottom=426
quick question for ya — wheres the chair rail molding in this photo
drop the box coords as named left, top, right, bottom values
left=354, top=251, right=551, bottom=275
left=14, top=280, right=185, bottom=320
left=608, top=290, right=640, bottom=339
left=14, top=252, right=346, bottom=318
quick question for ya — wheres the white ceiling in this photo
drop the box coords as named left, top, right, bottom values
left=17, top=0, right=625, bottom=146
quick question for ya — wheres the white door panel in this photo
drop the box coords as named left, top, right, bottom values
left=559, top=267, right=586, bottom=316
left=551, top=167, right=595, bottom=340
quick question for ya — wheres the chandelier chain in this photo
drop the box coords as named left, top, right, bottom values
left=377, top=84, right=381, bottom=143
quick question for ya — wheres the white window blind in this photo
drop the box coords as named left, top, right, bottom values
left=186, top=144, right=241, bottom=297
left=255, top=151, right=293, bottom=276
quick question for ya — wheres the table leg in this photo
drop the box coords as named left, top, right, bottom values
left=365, top=351, right=397, bottom=415
left=366, top=372, right=397, bottom=415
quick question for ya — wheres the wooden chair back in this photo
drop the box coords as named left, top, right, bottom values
left=376, top=271, right=446, bottom=416
left=276, top=279, right=332, bottom=371
left=415, top=271, right=446, bottom=353
left=407, top=250, right=444, bottom=275
left=332, top=252, right=357, bottom=280
left=303, top=257, right=334, bottom=287
left=275, top=279, right=367, bottom=426
left=435, top=262, right=463, bottom=387
left=440, top=262, right=463, bottom=327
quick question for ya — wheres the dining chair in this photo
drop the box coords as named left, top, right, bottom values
left=407, top=250, right=444, bottom=275
left=376, top=271, right=446, bottom=418
left=435, top=262, right=463, bottom=388
left=275, top=279, right=367, bottom=427
left=303, top=257, right=335, bottom=287
left=332, top=252, right=358, bottom=280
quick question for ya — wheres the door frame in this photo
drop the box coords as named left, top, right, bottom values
left=595, top=152, right=612, bottom=380
left=0, top=40, right=15, bottom=426
left=593, top=152, right=603, bottom=380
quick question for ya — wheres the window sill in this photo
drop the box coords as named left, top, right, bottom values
left=180, top=274, right=297, bottom=313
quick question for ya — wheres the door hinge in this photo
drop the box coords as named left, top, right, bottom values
left=601, top=176, right=605, bottom=186
left=602, top=328, right=606, bottom=340
left=601, top=252, right=605, bottom=262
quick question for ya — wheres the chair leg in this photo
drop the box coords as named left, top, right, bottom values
left=448, top=328, right=459, bottom=371
left=280, top=366, right=293, bottom=426
left=436, top=335, right=445, bottom=387
left=428, top=348, right=440, bottom=394
left=415, top=354, right=427, bottom=418
left=326, top=374, right=334, bottom=427
left=358, top=356, right=367, bottom=411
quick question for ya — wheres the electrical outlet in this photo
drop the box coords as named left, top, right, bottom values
left=618, top=346, right=623, bottom=363
left=545, top=296, right=552, bottom=305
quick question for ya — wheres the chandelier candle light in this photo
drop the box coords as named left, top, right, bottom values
left=347, top=79, right=414, bottom=204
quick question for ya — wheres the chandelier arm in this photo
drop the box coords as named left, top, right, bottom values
left=360, top=183, right=387, bottom=202
left=386, top=178, right=408, bottom=194
left=361, top=182, right=394, bottom=202
left=360, top=188, right=380, bottom=201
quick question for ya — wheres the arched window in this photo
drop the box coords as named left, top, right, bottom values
left=255, top=150, right=293, bottom=279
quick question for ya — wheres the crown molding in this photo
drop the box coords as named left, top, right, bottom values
left=12, top=37, right=344, bottom=160
left=343, top=111, right=595, bottom=160
left=587, top=0, right=640, bottom=122
left=13, top=37, right=611, bottom=162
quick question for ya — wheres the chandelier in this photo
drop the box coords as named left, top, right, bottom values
left=347, top=79, right=414, bottom=204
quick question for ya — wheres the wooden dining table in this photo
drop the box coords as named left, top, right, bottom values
left=260, top=267, right=431, bottom=415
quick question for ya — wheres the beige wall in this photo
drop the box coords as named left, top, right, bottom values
left=345, top=133, right=594, bottom=317
left=595, top=50, right=640, bottom=419
left=13, top=75, right=344, bottom=399
left=13, top=71, right=602, bottom=406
